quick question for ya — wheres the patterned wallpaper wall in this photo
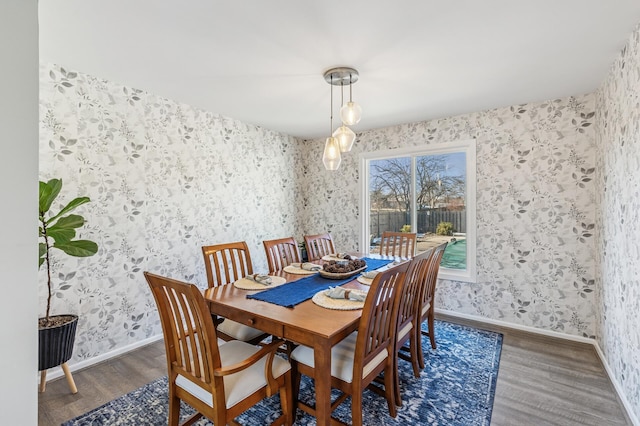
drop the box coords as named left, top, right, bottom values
left=39, top=26, right=640, bottom=416
left=297, top=95, right=598, bottom=338
left=596, top=23, right=640, bottom=418
left=39, top=63, right=301, bottom=361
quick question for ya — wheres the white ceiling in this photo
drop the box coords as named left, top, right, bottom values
left=39, top=1, right=640, bottom=139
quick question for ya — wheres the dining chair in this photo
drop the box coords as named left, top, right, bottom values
left=202, top=241, right=269, bottom=345
left=303, top=233, right=336, bottom=261
left=263, top=236, right=301, bottom=273
left=416, top=242, right=448, bottom=369
left=144, top=272, right=293, bottom=426
left=290, top=262, right=409, bottom=425
left=392, top=247, right=434, bottom=406
left=379, top=231, right=417, bottom=258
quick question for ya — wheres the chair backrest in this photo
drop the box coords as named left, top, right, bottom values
left=419, top=242, right=448, bottom=312
left=303, top=233, right=336, bottom=261
left=379, top=231, right=417, bottom=258
left=354, top=261, right=409, bottom=380
left=397, top=248, right=435, bottom=337
left=202, top=241, right=253, bottom=288
left=144, top=272, right=223, bottom=401
left=263, top=236, right=301, bottom=273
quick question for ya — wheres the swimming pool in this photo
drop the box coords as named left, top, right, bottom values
left=441, top=239, right=466, bottom=269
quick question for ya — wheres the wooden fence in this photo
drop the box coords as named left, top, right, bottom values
left=369, top=209, right=466, bottom=237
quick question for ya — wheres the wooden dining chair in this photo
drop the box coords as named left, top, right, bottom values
left=392, top=247, right=434, bottom=406
left=416, top=242, right=448, bottom=368
left=379, top=231, right=417, bottom=258
left=144, top=272, right=293, bottom=426
left=263, top=236, right=301, bottom=273
left=303, top=233, right=336, bottom=261
left=202, top=241, right=269, bottom=345
left=290, top=262, right=409, bottom=425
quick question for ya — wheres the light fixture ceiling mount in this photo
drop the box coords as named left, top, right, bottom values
left=321, top=66, right=361, bottom=170
left=323, top=67, right=359, bottom=86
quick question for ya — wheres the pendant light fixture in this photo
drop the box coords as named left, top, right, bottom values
left=332, top=77, right=356, bottom=152
left=322, top=67, right=361, bottom=168
left=340, top=72, right=362, bottom=126
left=322, top=72, right=341, bottom=170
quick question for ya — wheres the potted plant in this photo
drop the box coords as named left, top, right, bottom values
left=38, top=178, right=98, bottom=393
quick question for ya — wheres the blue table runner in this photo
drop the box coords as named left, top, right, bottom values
left=246, top=257, right=394, bottom=308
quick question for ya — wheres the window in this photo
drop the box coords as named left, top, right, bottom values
left=360, top=139, right=476, bottom=283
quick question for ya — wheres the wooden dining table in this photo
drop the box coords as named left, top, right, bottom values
left=203, top=257, right=382, bottom=426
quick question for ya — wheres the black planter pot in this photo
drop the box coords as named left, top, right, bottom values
left=38, top=314, right=78, bottom=371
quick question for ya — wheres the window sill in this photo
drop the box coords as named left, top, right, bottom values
left=438, top=268, right=476, bottom=284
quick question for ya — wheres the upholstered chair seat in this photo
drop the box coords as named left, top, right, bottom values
left=176, top=339, right=291, bottom=409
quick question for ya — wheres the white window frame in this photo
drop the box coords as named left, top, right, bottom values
left=359, top=139, right=477, bottom=283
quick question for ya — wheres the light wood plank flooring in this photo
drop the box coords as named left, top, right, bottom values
left=38, top=315, right=633, bottom=425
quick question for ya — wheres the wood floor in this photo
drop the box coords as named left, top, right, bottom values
left=38, top=314, right=633, bottom=425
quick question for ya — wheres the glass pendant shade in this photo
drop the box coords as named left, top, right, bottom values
left=322, top=136, right=342, bottom=170
left=340, top=101, right=362, bottom=125
left=333, top=125, right=356, bottom=152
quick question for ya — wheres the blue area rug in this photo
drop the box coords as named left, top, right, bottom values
left=62, top=321, right=502, bottom=426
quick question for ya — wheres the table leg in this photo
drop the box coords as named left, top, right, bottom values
left=313, top=341, right=332, bottom=426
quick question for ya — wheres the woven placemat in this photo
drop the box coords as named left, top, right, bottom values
left=283, top=264, right=320, bottom=275
left=356, top=276, right=373, bottom=286
left=311, top=289, right=367, bottom=310
left=233, top=276, right=287, bottom=290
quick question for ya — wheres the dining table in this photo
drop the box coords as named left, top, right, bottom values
left=203, top=254, right=397, bottom=426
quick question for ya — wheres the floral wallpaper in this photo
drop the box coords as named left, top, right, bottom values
left=596, top=22, right=640, bottom=420
left=39, top=63, right=301, bottom=360
left=298, top=95, right=598, bottom=338
left=40, top=43, right=638, bottom=417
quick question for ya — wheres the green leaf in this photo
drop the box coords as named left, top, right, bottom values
left=39, top=179, right=62, bottom=214
left=46, top=197, right=91, bottom=225
left=50, top=214, right=85, bottom=230
left=47, top=227, right=76, bottom=244
left=54, top=240, right=98, bottom=257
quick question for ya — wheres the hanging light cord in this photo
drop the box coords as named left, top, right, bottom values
left=349, top=73, right=353, bottom=102
left=340, top=79, right=345, bottom=118
left=330, top=74, right=334, bottom=134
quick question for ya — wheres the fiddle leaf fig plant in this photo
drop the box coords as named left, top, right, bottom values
left=39, top=179, right=98, bottom=325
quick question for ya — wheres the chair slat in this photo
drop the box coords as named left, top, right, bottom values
left=379, top=231, right=416, bottom=258
left=263, top=237, right=301, bottom=273
left=304, top=233, right=336, bottom=261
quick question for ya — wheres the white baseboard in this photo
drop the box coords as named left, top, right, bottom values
left=592, top=341, right=640, bottom=426
left=42, top=334, right=164, bottom=382
left=436, top=309, right=639, bottom=426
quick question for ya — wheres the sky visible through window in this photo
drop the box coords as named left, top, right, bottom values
left=369, top=152, right=466, bottom=191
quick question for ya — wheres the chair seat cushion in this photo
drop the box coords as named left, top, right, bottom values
left=218, top=319, right=265, bottom=341
left=290, top=331, right=388, bottom=383
left=421, top=301, right=431, bottom=316
left=397, top=322, right=413, bottom=343
left=176, top=340, right=291, bottom=409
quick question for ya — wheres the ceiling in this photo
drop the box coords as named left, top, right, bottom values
left=39, top=1, right=640, bottom=139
